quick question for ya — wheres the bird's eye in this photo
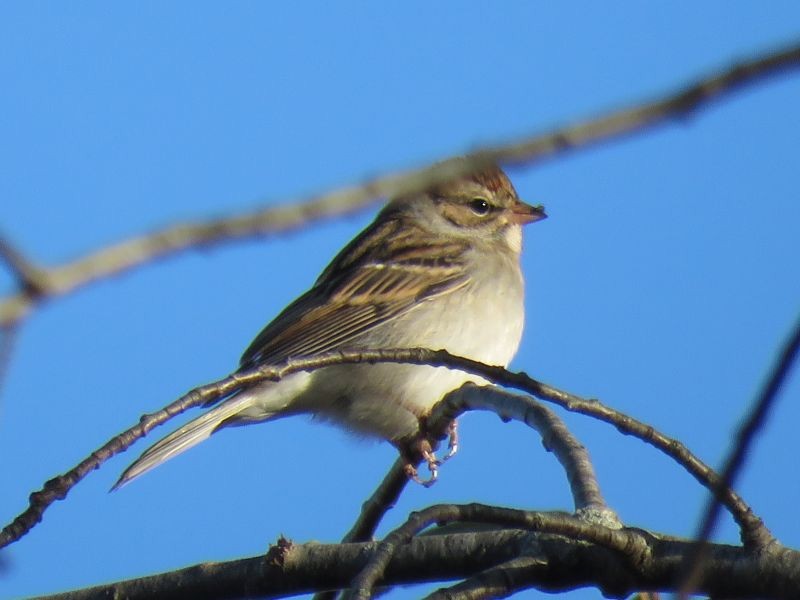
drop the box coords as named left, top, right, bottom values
left=469, top=198, right=491, bottom=216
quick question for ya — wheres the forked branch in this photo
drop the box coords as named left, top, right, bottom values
left=30, top=521, right=800, bottom=600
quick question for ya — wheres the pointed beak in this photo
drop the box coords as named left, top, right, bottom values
left=511, top=201, right=547, bottom=225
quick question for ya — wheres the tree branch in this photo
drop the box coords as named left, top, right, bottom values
left=343, top=503, right=642, bottom=599
left=343, top=459, right=409, bottom=544
left=2, top=40, right=798, bottom=328
left=680, top=315, right=800, bottom=594
left=448, top=384, right=612, bottom=517
left=0, top=235, right=51, bottom=297
left=30, top=523, right=800, bottom=600
left=425, top=555, right=551, bottom=600
left=313, top=385, right=616, bottom=600
left=1, top=348, right=767, bottom=552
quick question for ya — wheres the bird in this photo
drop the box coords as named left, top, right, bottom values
left=115, top=163, right=546, bottom=489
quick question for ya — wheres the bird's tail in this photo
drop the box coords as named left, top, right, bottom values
left=113, top=392, right=270, bottom=490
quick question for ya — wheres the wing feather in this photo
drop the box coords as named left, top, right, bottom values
left=240, top=216, right=470, bottom=368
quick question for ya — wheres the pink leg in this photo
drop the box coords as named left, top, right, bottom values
left=401, top=437, right=439, bottom=488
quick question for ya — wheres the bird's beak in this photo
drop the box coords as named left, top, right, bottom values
left=511, top=201, right=547, bottom=225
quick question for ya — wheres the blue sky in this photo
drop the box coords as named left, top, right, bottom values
left=1, top=3, right=799, bottom=599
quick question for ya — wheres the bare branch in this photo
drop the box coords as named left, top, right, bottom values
left=680, top=315, right=800, bottom=595
left=337, top=350, right=771, bottom=548
left=2, top=41, right=798, bottom=328
left=3, top=349, right=445, bottom=550
left=341, top=459, right=409, bottom=544
left=311, top=462, right=411, bottom=600
left=442, top=358, right=772, bottom=548
left=29, top=526, right=800, bottom=600
left=32, top=529, right=529, bottom=600
left=424, top=555, right=551, bottom=600
left=698, top=315, right=800, bottom=537
left=0, top=191, right=382, bottom=326
left=343, top=503, right=645, bottom=599
left=0, top=348, right=769, bottom=551
left=0, top=235, right=50, bottom=296
left=314, top=385, right=616, bottom=600
left=333, top=380, right=616, bottom=543
left=448, top=385, right=612, bottom=517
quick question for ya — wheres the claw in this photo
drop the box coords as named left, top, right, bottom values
left=419, top=448, right=440, bottom=487
left=401, top=419, right=461, bottom=486
left=441, top=420, right=459, bottom=463
left=403, top=459, right=438, bottom=487
left=402, top=437, right=441, bottom=487
left=420, top=468, right=438, bottom=488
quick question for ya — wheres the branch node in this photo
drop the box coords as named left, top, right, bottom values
left=0, top=236, right=52, bottom=298
left=265, top=535, right=293, bottom=567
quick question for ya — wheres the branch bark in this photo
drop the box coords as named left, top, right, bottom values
left=450, top=385, right=611, bottom=517
left=30, top=524, right=800, bottom=600
left=0, top=348, right=768, bottom=551
left=680, top=315, right=800, bottom=594
left=344, top=504, right=637, bottom=600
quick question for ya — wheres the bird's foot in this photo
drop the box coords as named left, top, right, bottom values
left=402, top=437, right=440, bottom=488
left=401, top=418, right=460, bottom=486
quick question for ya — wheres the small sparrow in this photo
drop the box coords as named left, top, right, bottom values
left=115, top=164, right=545, bottom=488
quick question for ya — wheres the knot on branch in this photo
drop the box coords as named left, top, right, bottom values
left=265, top=535, right=293, bottom=567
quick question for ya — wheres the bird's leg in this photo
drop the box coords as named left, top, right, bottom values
left=441, top=419, right=459, bottom=462
left=400, top=433, right=440, bottom=488
left=399, top=416, right=461, bottom=486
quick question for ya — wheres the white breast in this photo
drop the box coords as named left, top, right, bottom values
left=297, top=246, right=527, bottom=442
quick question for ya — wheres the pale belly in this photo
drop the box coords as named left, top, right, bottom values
left=293, top=259, right=526, bottom=442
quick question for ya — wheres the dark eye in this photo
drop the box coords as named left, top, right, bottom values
left=469, top=198, right=491, bottom=216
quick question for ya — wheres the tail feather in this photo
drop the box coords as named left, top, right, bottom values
left=113, top=393, right=266, bottom=490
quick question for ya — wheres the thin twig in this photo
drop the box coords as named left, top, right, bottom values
left=697, top=315, right=800, bottom=539
left=315, top=386, right=615, bottom=600
left=345, top=386, right=615, bottom=532
left=311, top=459, right=410, bottom=600
left=2, top=41, right=798, bottom=328
left=0, top=347, right=769, bottom=550
left=341, top=503, right=648, bottom=600
left=311, top=460, right=415, bottom=600
left=424, top=555, right=550, bottom=600
left=679, top=316, right=800, bottom=596
left=341, top=459, right=410, bottom=544
left=338, top=350, right=771, bottom=547
left=450, top=385, right=611, bottom=516
left=0, top=350, right=423, bottom=549
left=0, top=235, right=49, bottom=297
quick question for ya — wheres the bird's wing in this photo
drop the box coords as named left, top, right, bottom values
left=240, top=218, right=470, bottom=368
